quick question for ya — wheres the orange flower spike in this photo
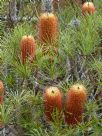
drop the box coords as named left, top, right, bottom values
left=0, top=81, right=4, bottom=104
left=43, top=86, right=63, bottom=121
left=82, top=2, right=96, bottom=14
left=20, top=35, right=36, bottom=64
left=39, top=12, right=58, bottom=43
left=65, top=84, right=87, bottom=126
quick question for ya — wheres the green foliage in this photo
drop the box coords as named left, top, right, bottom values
left=77, top=15, right=100, bottom=56
left=0, top=104, right=13, bottom=125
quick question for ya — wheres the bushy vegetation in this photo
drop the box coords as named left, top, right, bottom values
left=0, top=0, right=102, bottom=136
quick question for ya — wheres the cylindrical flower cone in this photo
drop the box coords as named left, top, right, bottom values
left=0, top=81, right=4, bottom=104
left=20, top=35, right=36, bottom=64
left=82, top=2, right=95, bottom=14
left=38, top=12, right=58, bottom=43
left=65, top=84, right=87, bottom=126
left=0, top=81, right=4, bottom=128
left=43, top=86, right=63, bottom=122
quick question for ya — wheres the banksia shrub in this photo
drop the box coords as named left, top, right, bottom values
left=43, top=86, right=63, bottom=122
left=82, top=2, right=95, bottom=14
left=64, top=84, right=87, bottom=126
left=20, top=35, right=36, bottom=64
left=39, top=0, right=58, bottom=43
left=0, top=81, right=4, bottom=104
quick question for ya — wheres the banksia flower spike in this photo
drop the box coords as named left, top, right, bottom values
left=64, top=84, right=87, bottom=126
left=0, top=81, right=4, bottom=128
left=43, top=86, right=63, bottom=122
left=0, top=81, right=4, bottom=104
left=39, top=0, right=58, bottom=43
left=82, top=2, right=95, bottom=14
left=20, top=35, right=36, bottom=64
